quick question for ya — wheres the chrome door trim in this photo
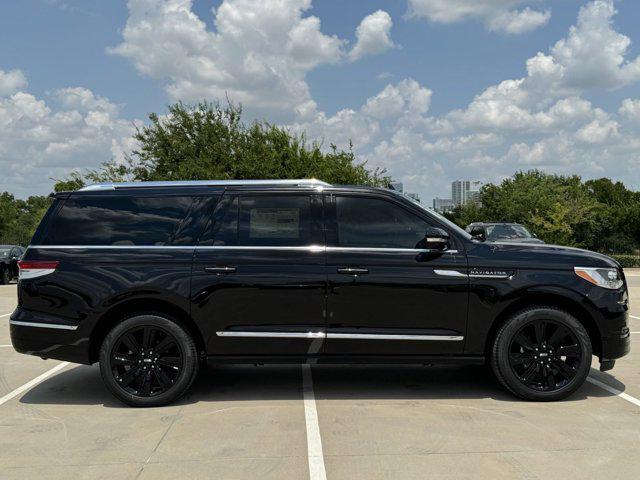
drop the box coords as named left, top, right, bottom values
left=216, top=331, right=326, bottom=339
left=215, top=331, right=463, bottom=341
left=326, top=333, right=464, bottom=341
left=10, top=320, right=78, bottom=330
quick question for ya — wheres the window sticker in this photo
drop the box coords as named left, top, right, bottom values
left=249, top=208, right=300, bottom=239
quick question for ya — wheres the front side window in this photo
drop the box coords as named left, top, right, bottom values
left=45, top=195, right=194, bottom=246
left=335, top=196, right=432, bottom=249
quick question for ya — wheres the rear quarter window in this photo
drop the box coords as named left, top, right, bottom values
left=43, top=195, right=195, bottom=246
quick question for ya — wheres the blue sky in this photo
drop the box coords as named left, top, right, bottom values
left=1, top=0, right=640, bottom=201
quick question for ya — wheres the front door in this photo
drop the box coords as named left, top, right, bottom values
left=191, top=191, right=326, bottom=357
left=324, top=193, right=469, bottom=356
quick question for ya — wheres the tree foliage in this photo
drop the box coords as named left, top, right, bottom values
left=54, top=101, right=389, bottom=191
left=0, top=193, right=51, bottom=245
left=445, top=170, right=639, bottom=253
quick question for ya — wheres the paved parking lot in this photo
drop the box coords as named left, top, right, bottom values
left=1, top=273, right=639, bottom=480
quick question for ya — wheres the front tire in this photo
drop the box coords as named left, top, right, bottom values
left=491, top=306, right=591, bottom=401
left=99, top=314, right=199, bottom=407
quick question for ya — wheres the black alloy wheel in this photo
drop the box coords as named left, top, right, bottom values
left=100, top=314, right=199, bottom=407
left=110, top=325, right=184, bottom=397
left=491, top=306, right=591, bottom=401
left=508, top=319, right=581, bottom=392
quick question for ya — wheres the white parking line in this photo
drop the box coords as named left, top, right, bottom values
left=0, top=313, right=11, bottom=318
left=587, top=376, right=640, bottom=408
left=0, top=345, right=12, bottom=348
left=630, top=315, right=639, bottom=320
left=0, top=362, right=69, bottom=407
left=301, top=364, right=327, bottom=480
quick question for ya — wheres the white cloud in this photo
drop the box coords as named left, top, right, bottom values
left=0, top=69, right=28, bottom=97
left=349, top=10, right=396, bottom=61
left=291, top=2, right=640, bottom=198
left=0, top=76, right=137, bottom=197
left=110, top=0, right=393, bottom=117
left=407, top=0, right=550, bottom=34
left=487, top=7, right=550, bottom=34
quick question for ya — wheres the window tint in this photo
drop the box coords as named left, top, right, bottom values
left=335, top=196, right=431, bottom=249
left=45, top=195, right=194, bottom=246
left=229, top=195, right=313, bottom=246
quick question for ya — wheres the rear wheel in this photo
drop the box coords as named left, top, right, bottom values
left=491, top=306, right=591, bottom=401
left=99, top=314, right=199, bottom=407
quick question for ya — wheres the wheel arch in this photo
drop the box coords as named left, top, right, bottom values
left=88, top=297, right=206, bottom=364
left=484, top=290, right=602, bottom=359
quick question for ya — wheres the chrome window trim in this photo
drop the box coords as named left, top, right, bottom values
left=216, top=331, right=463, bottom=341
left=10, top=320, right=78, bottom=331
left=28, top=245, right=459, bottom=254
left=326, top=247, right=458, bottom=254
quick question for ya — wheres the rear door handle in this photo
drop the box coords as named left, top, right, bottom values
left=337, top=267, right=369, bottom=275
left=205, top=266, right=236, bottom=274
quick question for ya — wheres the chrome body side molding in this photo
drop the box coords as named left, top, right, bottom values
left=216, top=331, right=463, bottom=341
left=10, top=320, right=78, bottom=331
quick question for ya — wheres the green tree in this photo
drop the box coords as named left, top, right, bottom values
left=0, top=193, right=51, bottom=245
left=56, top=101, right=389, bottom=191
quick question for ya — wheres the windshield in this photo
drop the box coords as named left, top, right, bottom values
left=392, top=191, right=472, bottom=240
left=485, top=224, right=533, bottom=240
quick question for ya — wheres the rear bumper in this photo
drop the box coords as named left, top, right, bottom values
left=9, top=307, right=91, bottom=364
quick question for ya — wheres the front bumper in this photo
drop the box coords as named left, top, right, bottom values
left=10, top=307, right=91, bottom=364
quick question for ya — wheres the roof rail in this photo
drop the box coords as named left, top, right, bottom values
left=79, top=179, right=331, bottom=191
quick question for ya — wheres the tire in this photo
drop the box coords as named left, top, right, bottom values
left=491, top=306, right=591, bottom=401
left=99, top=314, right=199, bottom=407
left=0, top=267, right=9, bottom=285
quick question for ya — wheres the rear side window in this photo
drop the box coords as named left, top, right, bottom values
left=334, top=196, right=431, bottom=249
left=44, top=196, right=195, bottom=246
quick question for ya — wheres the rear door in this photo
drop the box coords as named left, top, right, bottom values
left=191, top=190, right=326, bottom=357
left=324, top=192, right=469, bottom=356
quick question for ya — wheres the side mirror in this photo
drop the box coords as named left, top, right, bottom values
left=470, top=226, right=486, bottom=242
left=424, top=227, right=450, bottom=251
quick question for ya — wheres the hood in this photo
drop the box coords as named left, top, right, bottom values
left=480, top=241, right=620, bottom=270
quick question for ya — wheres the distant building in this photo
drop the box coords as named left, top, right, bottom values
left=451, top=180, right=482, bottom=207
left=432, top=197, right=455, bottom=213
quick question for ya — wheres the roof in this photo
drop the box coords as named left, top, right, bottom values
left=79, top=179, right=331, bottom=191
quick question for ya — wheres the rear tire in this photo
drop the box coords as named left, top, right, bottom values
left=491, top=306, right=591, bottom=401
left=99, top=314, right=199, bottom=407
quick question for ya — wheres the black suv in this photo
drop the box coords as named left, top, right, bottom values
left=10, top=180, right=630, bottom=406
left=1, top=245, right=24, bottom=284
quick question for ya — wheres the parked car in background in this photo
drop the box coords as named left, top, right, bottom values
left=466, top=222, right=544, bottom=244
left=0, top=245, right=25, bottom=284
left=10, top=179, right=629, bottom=407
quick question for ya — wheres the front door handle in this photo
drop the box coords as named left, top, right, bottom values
left=337, top=267, right=369, bottom=275
left=205, top=266, right=236, bottom=274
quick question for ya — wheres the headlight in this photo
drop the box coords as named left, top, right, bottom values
left=574, top=267, right=623, bottom=290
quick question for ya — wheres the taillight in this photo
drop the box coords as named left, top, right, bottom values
left=18, top=260, right=59, bottom=280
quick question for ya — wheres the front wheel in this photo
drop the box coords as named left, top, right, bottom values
left=491, top=306, right=592, bottom=401
left=99, top=314, right=199, bottom=407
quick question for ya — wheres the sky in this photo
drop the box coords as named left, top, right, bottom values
left=1, top=0, right=640, bottom=202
